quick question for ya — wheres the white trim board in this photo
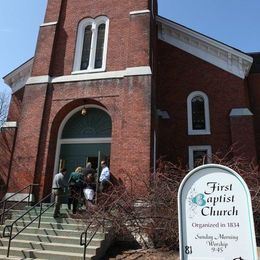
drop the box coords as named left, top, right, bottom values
left=26, top=66, right=152, bottom=85
left=129, top=10, right=150, bottom=15
left=1, top=121, right=17, bottom=128
left=4, top=193, right=34, bottom=202
left=40, top=21, right=58, bottom=27
left=229, top=108, right=253, bottom=117
left=60, top=138, right=112, bottom=144
left=157, top=16, right=253, bottom=79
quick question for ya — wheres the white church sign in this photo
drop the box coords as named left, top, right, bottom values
left=178, top=164, right=258, bottom=260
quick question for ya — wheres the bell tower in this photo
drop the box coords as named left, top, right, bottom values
left=8, top=0, right=158, bottom=198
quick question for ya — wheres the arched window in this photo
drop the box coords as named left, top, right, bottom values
left=187, top=91, right=210, bottom=135
left=73, top=16, right=109, bottom=73
left=188, top=145, right=212, bottom=169
left=62, top=108, right=112, bottom=139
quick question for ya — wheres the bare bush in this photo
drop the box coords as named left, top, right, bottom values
left=79, top=151, right=260, bottom=249
left=0, top=91, right=10, bottom=129
left=212, top=151, right=260, bottom=242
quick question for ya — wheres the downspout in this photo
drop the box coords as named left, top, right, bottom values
left=153, top=130, right=157, bottom=176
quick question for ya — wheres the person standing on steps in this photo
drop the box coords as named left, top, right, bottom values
left=99, top=160, right=110, bottom=192
left=52, top=168, right=68, bottom=218
left=83, top=173, right=96, bottom=208
left=68, top=166, right=84, bottom=214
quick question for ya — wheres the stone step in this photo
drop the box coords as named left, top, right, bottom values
left=0, top=239, right=98, bottom=255
left=0, top=232, right=103, bottom=246
left=0, top=256, right=48, bottom=260
left=9, top=214, right=88, bottom=225
left=6, top=207, right=87, bottom=219
left=24, top=204, right=84, bottom=211
left=4, top=219, right=88, bottom=231
left=0, top=247, right=94, bottom=260
left=9, top=209, right=70, bottom=218
left=0, top=226, right=106, bottom=239
left=22, top=207, right=71, bottom=214
left=10, top=210, right=89, bottom=220
left=0, top=204, right=113, bottom=260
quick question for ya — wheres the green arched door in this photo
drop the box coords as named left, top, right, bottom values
left=58, top=107, right=111, bottom=174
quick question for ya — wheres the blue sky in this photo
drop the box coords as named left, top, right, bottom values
left=0, top=0, right=259, bottom=93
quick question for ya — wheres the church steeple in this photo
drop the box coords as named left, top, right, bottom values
left=31, top=0, right=158, bottom=78
left=8, top=0, right=156, bottom=198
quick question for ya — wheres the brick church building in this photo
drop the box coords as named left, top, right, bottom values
left=1, top=0, right=260, bottom=200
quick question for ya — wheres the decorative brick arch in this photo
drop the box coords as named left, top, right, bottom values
left=42, top=98, right=111, bottom=197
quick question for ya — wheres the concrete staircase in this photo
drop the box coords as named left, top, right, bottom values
left=0, top=205, right=113, bottom=259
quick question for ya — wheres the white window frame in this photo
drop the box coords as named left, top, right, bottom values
left=187, top=91, right=210, bottom=135
left=73, top=16, right=109, bottom=74
left=188, top=145, right=212, bottom=170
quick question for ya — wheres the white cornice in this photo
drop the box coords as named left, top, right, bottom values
left=26, top=66, right=152, bottom=85
left=3, top=58, right=33, bottom=93
left=157, top=16, right=253, bottom=79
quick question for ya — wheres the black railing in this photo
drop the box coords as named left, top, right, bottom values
left=0, top=184, right=39, bottom=225
left=2, top=192, right=54, bottom=257
left=80, top=219, right=105, bottom=260
left=80, top=189, right=117, bottom=260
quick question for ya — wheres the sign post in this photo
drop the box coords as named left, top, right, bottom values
left=178, top=164, right=258, bottom=260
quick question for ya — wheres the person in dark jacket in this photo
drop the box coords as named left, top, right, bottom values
left=82, top=162, right=96, bottom=176
left=68, top=167, right=83, bottom=214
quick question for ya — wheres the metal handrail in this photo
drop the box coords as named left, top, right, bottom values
left=79, top=189, right=118, bottom=260
left=2, top=191, right=54, bottom=257
left=80, top=210, right=107, bottom=260
left=80, top=221, right=103, bottom=260
left=0, top=184, right=39, bottom=225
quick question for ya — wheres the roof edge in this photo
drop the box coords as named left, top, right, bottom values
left=157, top=16, right=253, bottom=79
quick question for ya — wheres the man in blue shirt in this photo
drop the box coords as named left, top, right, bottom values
left=99, top=161, right=110, bottom=192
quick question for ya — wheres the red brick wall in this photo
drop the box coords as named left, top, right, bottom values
left=8, top=84, right=48, bottom=193
left=0, top=89, right=23, bottom=195
left=31, top=0, right=63, bottom=76
left=7, top=88, right=24, bottom=121
left=31, top=76, right=151, bottom=198
left=7, top=0, right=153, bottom=198
left=156, top=40, right=254, bottom=166
left=32, top=0, right=151, bottom=76
left=230, top=116, right=256, bottom=161
left=248, top=73, right=260, bottom=161
left=0, top=129, right=16, bottom=197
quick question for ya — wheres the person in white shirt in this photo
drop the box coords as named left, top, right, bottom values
left=52, top=168, right=68, bottom=217
left=99, top=161, right=110, bottom=192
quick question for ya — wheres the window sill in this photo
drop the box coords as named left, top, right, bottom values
left=72, top=68, right=106, bottom=75
left=188, top=130, right=211, bottom=136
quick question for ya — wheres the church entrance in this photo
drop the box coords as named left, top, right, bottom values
left=59, top=143, right=110, bottom=175
left=55, top=106, right=112, bottom=177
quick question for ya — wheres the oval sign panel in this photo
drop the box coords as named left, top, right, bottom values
left=178, top=164, right=258, bottom=260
